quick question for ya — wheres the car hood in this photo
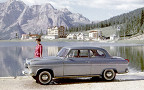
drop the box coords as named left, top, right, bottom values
left=26, top=56, right=63, bottom=65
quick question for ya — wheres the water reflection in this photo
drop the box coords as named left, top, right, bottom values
left=103, top=46, right=144, bottom=72
left=47, top=47, right=61, bottom=56
left=0, top=45, right=144, bottom=77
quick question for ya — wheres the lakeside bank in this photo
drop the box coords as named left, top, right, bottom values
left=1, top=37, right=144, bottom=44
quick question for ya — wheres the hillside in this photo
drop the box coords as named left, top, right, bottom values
left=0, top=0, right=90, bottom=40
left=94, top=7, right=144, bottom=37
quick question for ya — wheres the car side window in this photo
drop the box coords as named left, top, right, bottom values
left=68, top=50, right=78, bottom=58
left=68, top=50, right=89, bottom=58
left=90, top=49, right=105, bottom=58
left=79, top=50, right=89, bottom=57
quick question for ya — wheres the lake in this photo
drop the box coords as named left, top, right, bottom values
left=0, top=41, right=144, bottom=77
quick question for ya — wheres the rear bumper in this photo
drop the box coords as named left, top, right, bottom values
left=117, top=68, right=129, bottom=74
left=125, top=68, right=129, bottom=73
left=118, top=68, right=129, bottom=74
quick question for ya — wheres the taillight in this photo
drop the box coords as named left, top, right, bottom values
left=125, top=59, right=129, bottom=62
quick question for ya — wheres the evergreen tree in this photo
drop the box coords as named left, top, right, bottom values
left=140, top=10, right=144, bottom=27
left=15, top=33, right=18, bottom=38
left=29, top=32, right=31, bottom=35
left=40, top=30, right=43, bottom=36
left=140, top=24, right=144, bottom=33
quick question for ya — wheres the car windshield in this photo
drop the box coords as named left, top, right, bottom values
left=57, top=48, right=69, bottom=57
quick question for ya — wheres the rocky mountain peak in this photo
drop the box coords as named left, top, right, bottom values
left=60, top=8, right=69, bottom=12
left=42, top=3, right=55, bottom=10
left=60, top=8, right=71, bottom=14
left=5, top=0, right=26, bottom=10
left=0, top=0, right=90, bottom=40
left=7, top=0, right=16, bottom=3
left=6, top=0, right=23, bottom=5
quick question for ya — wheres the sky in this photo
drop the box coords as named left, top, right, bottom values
left=0, top=0, right=144, bottom=21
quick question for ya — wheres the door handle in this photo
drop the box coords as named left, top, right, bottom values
left=69, top=59, right=74, bottom=61
left=86, top=61, right=90, bottom=63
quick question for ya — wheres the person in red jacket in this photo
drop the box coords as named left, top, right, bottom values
left=34, top=38, right=43, bottom=58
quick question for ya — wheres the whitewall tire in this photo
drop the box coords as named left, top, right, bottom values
left=36, top=71, right=52, bottom=85
left=102, top=69, right=116, bottom=81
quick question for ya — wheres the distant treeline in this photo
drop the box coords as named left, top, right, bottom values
left=68, top=7, right=144, bottom=37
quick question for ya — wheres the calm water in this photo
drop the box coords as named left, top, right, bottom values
left=0, top=41, right=144, bottom=77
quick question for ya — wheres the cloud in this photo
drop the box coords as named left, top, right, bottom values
left=71, top=0, right=144, bottom=10
left=114, top=0, right=144, bottom=10
left=21, top=0, right=144, bottom=11
left=21, top=0, right=71, bottom=10
left=116, top=3, right=144, bottom=10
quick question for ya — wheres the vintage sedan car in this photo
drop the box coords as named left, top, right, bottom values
left=22, top=47, right=129, bottom=85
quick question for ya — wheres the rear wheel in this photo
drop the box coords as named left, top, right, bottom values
left=36, top=71, right=52, bottom=85
left=102, top=69, right=116, bottom=81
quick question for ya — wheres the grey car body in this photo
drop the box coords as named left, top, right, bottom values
left=23, top=46, right=129, bottom=84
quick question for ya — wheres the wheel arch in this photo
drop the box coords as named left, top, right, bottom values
left=102, top=68, right=118, bottom=75
left=36, top=68, right=54, bottom=77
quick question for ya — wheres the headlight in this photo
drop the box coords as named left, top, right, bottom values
left=24, top=62, right=30, bottom=68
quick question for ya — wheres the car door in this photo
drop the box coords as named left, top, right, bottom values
left=89, top=49, right=108, bottom=75
left=63, top=49, right=91, bottom=76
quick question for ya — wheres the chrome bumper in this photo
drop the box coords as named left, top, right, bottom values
left=125, top=68, right=129, bottom=73
left=22, top=69, right=34, bottom=76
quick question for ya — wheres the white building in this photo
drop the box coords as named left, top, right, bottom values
left=110, top=34, right=117, bottom=40
left=67, top=34, right=77, bottom=39
left=41, top=35, right=58, bottom=40
left=89, top=30, right=102, bottom=40
left=29, top=34, right=39, bottom=40
left=21, top=34, right=29, bottom=40
left=47, top=26, right=66, bottom=39
left=48, top=27, right=58, bottom=36
left=21, top=34, right=40, bottom=40
left=77, top=33, right=84, bottom=40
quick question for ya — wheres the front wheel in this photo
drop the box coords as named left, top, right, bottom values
left=36, top=71, right=52, bottom=85
left=32, top=76, right=36, bottom=80
left=102, top=69, right=116, bottom=81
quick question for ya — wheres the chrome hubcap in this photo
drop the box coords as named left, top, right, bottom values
left=42, top=75, right=48, bottom=80
left=106, top=72, right=112, bottom=77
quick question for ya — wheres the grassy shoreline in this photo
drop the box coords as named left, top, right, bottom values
left=0, top=38, right=144, bottom=45
left=0, top=38, right=83, bottom=42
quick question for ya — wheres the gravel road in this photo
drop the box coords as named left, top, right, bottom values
left=0, top=72, right=144, bottom=90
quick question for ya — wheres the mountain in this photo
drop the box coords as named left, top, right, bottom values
left=93, top=7, right=144, bottom=37
left=0, top=0, right=90, bottom=40
left=101, top=7, right=144, bottom=26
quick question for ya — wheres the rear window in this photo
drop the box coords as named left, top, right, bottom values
left=90, top=49, right=105, bottom=58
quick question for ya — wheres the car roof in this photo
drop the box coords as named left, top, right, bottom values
left=63, top=46, right=111, bottom=58
left=64, top=46, right=105, bottom=50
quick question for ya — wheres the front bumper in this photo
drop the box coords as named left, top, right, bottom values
left=22, top=69, right=34, bottom=76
